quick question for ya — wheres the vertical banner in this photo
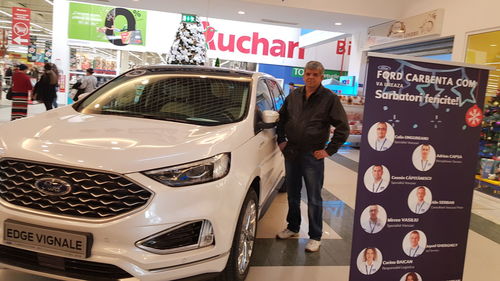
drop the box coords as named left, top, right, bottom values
left=349, top=53, right=489, bottom=281
left=11, top=7, right=31, bottom=45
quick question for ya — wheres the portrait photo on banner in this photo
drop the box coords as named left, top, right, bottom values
left=356, top=247, right=383, bottom=275
left=367, top=121, right=395, bottom=151
left=364, top=164, right=391, bottom=193
left=412, top=144, right=436, bottom=171
left=408, top=186, right=432, bottom=214
left=402, top=230, right=427, bottom=257
left=360, top=204, right=387, bottom=234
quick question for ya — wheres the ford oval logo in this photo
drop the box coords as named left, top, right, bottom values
left=378, top=65, right=391, bottom=71
left=34, top=178, right=72, bottom=196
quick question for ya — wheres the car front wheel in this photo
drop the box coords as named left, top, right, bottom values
left=217, top=189, right=258, bottom=281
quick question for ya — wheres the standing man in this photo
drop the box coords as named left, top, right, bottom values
left=77, top=68, right=98, bottom=100
left=275, top=61, right=349, bottom=252
left=288, top=82, right=295, bottom=95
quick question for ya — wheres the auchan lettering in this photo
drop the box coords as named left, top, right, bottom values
left=203, top=21, right=305, bottom=59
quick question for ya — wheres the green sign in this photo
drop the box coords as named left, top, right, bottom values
left=182, top=14, right=197, bottom=23
left=68, top=2, right=147, bottom=46
left=291, top=67, right=347, bottom=80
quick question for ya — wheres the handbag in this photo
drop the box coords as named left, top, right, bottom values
left=6, top=87, right=12, bottom=100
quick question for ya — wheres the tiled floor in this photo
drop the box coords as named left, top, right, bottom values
left=0, top=100, right=498, bottom=280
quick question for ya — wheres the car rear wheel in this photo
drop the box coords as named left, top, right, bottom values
left=217, top=189, right=258, bottom=281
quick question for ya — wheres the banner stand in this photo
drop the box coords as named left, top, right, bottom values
left=349, top=52, right=492, bottom=281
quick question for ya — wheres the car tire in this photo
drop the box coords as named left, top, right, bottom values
left=216, top=189, right=258, bottom=281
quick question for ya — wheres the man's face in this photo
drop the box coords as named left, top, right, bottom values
left=372, top=166, right=383, bottom=181
left=421, top=145, right=430, bottom=160
left=376, top=123, right=387, bottom=139
left=303, top=68, right=323, bottom=89
left=369, top=206, right=378, bottom=221
left=417, top=188, right=426, bottom=201
left=410, top=233, right=420, bottom=247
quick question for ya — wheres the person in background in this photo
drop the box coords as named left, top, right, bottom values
left=79, top=68, right=98, bottom=95
left=288, top=82, right=295, bottom=95
left=10, top=64, right=33, bottom=120
left=275, top=61, right=349, bottom=252
left=51, top=63, right=60, bottom=108
left=35, top=63, right=58, bottom=111
left=30, top=66, right=40, bottom=80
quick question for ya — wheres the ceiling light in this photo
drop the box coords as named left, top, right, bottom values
left=238, top=11, right=245, bottom=15
left=491, top=44, right=497, bottom=47
left=31, top=22, right=52, bottom=33
left=0, top=10, right=12, bottom=17
left=334, top=22, right=342, bottom=26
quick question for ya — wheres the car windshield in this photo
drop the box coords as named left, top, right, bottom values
left=76, top=73, right=251, bottom=126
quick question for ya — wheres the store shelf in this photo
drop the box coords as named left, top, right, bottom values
left=69, top=71, right=116, bottom=77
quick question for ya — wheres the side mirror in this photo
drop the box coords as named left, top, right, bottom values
left=257, top=110, right=279, bottom=129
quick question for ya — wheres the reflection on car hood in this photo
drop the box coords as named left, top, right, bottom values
left=0, top=106, right=247, bottom=173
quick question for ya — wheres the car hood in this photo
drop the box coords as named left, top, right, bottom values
left=0, top=106, right=248, bottom=173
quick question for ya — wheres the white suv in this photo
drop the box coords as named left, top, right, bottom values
left=0, top=66, right=286, bottom=281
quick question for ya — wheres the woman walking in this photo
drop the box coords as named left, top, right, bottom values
left=51, top=63, right=60, bottom=108
left=35, top=63, right=58, bottom=111
left=10, top=64, right=33, bottom=121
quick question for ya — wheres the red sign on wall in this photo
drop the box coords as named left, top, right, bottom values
left=11, top=7, right=30, bottom=45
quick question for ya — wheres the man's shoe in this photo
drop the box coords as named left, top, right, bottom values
left=305, top=239, right=321, bottom=252
left=276, top=229, right=299, bottom=239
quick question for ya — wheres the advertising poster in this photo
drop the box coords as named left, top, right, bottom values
left=68, top=2, right=147, bottom=46
left=11, top=7, right=30, bottom=45
left=349, top=53, right=489, bottom=280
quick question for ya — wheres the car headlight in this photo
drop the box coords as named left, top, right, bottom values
left=143, top=153, right=230, bottom=187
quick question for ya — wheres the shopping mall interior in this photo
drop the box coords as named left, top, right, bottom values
left=0, top=0, right=498, bottom=280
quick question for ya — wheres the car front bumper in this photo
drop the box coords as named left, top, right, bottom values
left=0, top=171, right=248, bottom=281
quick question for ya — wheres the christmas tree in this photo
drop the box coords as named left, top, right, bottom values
left=167, top=15, right=207, bottom=65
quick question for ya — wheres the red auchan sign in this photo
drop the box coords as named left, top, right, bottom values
left=11, top=7, right=30, bottom=46
left=202, top=21, right=305, bottom=60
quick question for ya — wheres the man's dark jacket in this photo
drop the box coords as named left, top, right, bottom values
left=277, top=85, right=349, bottom=158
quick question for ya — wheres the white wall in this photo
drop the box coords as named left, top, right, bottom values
left=401, top=0, right=500, bottom=61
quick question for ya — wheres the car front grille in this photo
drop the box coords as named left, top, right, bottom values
left=0, top=159, right=152, bottom=219
left=0, top=244, right=133, bottom=280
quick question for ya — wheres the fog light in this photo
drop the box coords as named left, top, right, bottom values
left=199, top=220, right=214, bottom=247
left=136, top=220, right=215, bottom=254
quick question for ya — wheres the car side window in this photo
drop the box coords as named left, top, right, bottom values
left=265, top=79, right=285, bottom=110
left=256, top=79, right=274, bottom=111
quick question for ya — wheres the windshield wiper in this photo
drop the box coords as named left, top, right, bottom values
left=99, top=110, right=188, bottom=122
